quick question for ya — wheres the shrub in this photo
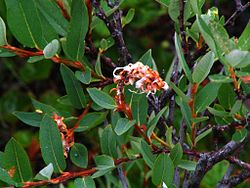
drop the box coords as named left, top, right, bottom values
left=0, top=0, right=250, bottom=187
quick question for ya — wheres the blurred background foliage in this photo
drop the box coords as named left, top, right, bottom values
left=0, top=0, right=249, bottom=187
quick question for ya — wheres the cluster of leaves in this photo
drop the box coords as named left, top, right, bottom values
left=0, top=0, right=250, bottom=188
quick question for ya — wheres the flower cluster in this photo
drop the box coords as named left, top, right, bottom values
left=52, top=114, right=74, bottom=158
left=113, top=62, right=169, bottom=94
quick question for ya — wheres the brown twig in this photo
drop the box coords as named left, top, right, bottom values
left=56, top=0, right=71, bottom=21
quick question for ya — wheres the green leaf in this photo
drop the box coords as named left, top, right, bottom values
left=75, top=177, right=96, bottom=188
left=75, top=112, right=108, bottom=132
left=154, top=0, right=170, bottom=7
left=0, top=167, right=17, bottom=186
left=192, top=51, right=215, bottom=84
left=70, top=143, right=88, bottom=168
left=168, top=0, right=180, bottom=23
left=114, top=118, right=136, bottom=136
left=169, top=81, right=190, bottom=102
left=230, top=100, right=242, bottom=115
left=225, top=50, right=250, bottom=68
left=152, top=154, right=174, bottom=186
left=65, top=0, right=88, bottom=60
left=3, top=138, right=32, bottom=182
left=5, top=0, right=44, bottom=48
left=196, top=15, right=217, bottom=54
left=238, top=21, right=250, bottom=50
left=36, top=0, right=68, bottom=36
left=13, top=111, right=42, bottom=127
left=34, top=163, right=54, bottom=180
left=87, top=88, right=116, bottom=109
left=100, top=125, right=118, bottom=158
left=232, top=128, right=247, bottom=142
left=207, top=107, right=229, bottom=117
left=170, top=143, right=183, bottom=165
left=95, top=54, right=104, bottom=77
left=194, top=82, right=221, bottom=113
left=131, top=93, right=148, bottom=125
left=147, top=106, right=168, bottom=138
left=190, top=0, right=201, bottom=15
left=192, top=116, right=209, bottom=123
left=122, top=8, right=135, bottom=26
left=140, top=140, right=156, bottom=169
left=0, top=16, right=7, bottom=45
left=31, top=98, right=59, bottom=115
left=209, top=74, right=233, bottom=83
left=174, top=33, right=192, bottom=81
left=177, top=97, right=192, bottom=129
left=60, top=64, right=86, bottom=109
left=195, top=128, right=212, bottom=144
left=178, top=160, right=196, bottom=171
left=94, top=155, right=115, bottom=170
left=39, top=114, right=66, bottom=173
left=75, top=68, right=92, bottom=84
left=139, top=49, right=157, bottom=70
left=43, top=39, right=59, bottom=59
left=27, top=56, right=45, bottom=63
left=166, top=126, right=174, bottom=148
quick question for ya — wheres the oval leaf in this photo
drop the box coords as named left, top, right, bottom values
left=3, top=138, right=33, bottom=182
left=114, top=118, right=136, bottom=136
left=87, top=88, right=116, bottom=109
left=75, top=177, right=96, bottom=188
left=43, top=39, right=59, bottom=59
left=70, top=143, right=88, bottom=168
left=39, top=114, right=66, bottom=173
left=13, top=111, right=42, bottom=127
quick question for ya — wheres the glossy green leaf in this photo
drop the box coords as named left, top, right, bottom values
left=140, top=140, right=156, bottom=169
left=225, top=50, right=250, bottom=68
left=0, top=167, right=17, bottom=186
left=238, top=21, right=250, bottom=50
left=195, top=128, right=212, bottom=144
left=0, top=16, right=7, bottom=45
left=192, top=51, right=215, bottom=84
left=34, top=163, right=54, bottom=180
left=70, top=143, right=88, bottom=168
left=114, top=118, right=136, bottom=136
left=178, top=160, right=196, bottom=171
left=76, top=112, right=108, bottom=132
left=147, top=106, right=168, bottom=137
left=230, top=100, right=242, bottom=115
left=87, top=88, right=116, bottom=109
left=190, top=0, right=201, bottom=15
left=39, top=114, right=66, bottom=173
left=65, top=0, right=88, bottom=60
left=13, top=111, right=42, bottom=127
left=168, top=0, right=180, bottom=23
left=139, top=49, right=157, bottom=70
left=174, top=33, right=192, bottom=81
left=75, top=177, right=96, bottom=188
left=60, top=64, right=86, bottom=109
left=170, top=143, right=183, bottom=165
left=5, top=0, right=44, bottom=48
left=36, top=0, right=68, bottom=36
left=194, top=82, right=221, bottom=113
left=75, top=68, right=92, bottom=84
left=131, top=93, right=148, bottom=125
left=101, top=125, right=118, bottom=158
left=43, top=39, right=59, bottom=59
left=232, top=128, right=247, bottom=142
left=3, top=138, right=32, bottom=182
left=152, top=154, right=174, bottom=186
